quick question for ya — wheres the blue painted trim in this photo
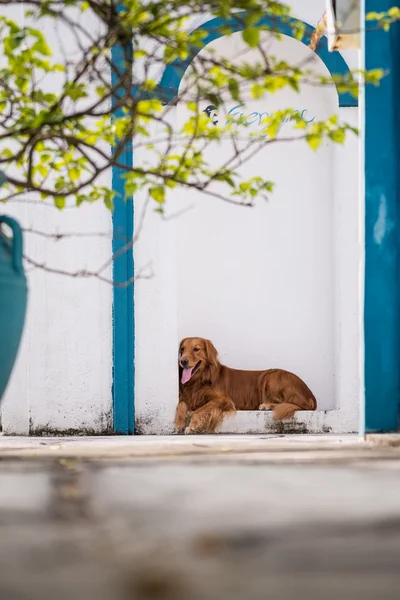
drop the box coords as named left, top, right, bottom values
left=111, top=27, right=134, bottom=434
left=158, top=14, right=358, bottom=108
left=362, top=0, right=400, bottom=434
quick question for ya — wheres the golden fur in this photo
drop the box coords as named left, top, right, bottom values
left=175, top=337, right=317, bottom=434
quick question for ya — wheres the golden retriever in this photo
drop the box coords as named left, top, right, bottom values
left=175, top=337, right=317, bottom=434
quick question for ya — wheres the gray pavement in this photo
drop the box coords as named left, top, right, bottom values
left=1, top=434, right=400, bottom=600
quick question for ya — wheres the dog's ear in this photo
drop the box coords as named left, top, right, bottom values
left=178, top=338, right=187, bottom=355
left=204, top=339, right=218, bottom=364
left=204, top=339, right=219, bottom=382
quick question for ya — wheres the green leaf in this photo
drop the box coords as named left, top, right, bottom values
left=142, top=79, right=156, bottom=91
left=251, top=83, right=264, bottom=99
left=164, top=45, right=177, bottom=63
left=36, top=164, right=49, bottom=178
left=204, top=93, right=220, bottom=108
left=68, top=166, right=81, bottom=181
left=95, top=86, right=107, bottom=98
left=388, top=7, right=400, bottom=18
left=265, top=119, right=281, bottom=139
left=54, top=196, right=66, bottom=209
left=133, top=49, right=148, bottom=59
left=149, top=186, right=165, bottom=204
left=104, top=194, right=114, bottom=211
left=32, top=38, right=52, bottom=56
left=242, top=28, right=260, bottom=48
left=15, top=77, right=29, bottom=93
left=8, top=31, right=25, bottom=51
left=307, top=135, right=323, bottom=151
left=329, top=129, right=346, bottom=144
left=65, top=82, right=87, bottom=101
left=228, top=78, right=240, bottom=102
left=293, top=22, right=305, bottom=40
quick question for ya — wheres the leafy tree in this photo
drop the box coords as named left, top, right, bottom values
left=0, top=1, right=396, bottom=279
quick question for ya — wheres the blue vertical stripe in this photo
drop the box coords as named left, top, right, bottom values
left=362, top=0, right=400, bottom=433
left=111, top=24, right=134, bottom=434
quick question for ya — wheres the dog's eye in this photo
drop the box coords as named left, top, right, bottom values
left=193, top=348, right=199, bottom=352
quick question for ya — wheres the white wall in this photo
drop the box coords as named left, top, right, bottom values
left=1, top=6, right=113, bottom=434
left=135, top=1, right=361, bottom=434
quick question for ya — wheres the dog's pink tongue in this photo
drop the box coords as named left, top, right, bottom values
left=181, top=367, right=194, bottom=384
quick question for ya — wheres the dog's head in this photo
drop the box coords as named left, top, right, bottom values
left=179, top=337, right=219, bottom=385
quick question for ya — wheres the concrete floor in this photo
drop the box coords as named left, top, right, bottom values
left=1, top=434, right=400, bottom=600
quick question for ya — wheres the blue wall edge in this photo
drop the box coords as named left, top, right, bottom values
left=111, top=36, right=134, bottom=435
left=362, top=1, right=400, bottom=434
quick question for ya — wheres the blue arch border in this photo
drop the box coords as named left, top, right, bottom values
left=112, top=12, right=358, bottom=434
left=158, top=14, right=358, bottom=108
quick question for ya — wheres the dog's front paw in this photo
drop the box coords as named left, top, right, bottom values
left=258, top=403, right=273, bottom=411
left=174, top=420, right=186, bottom=434
left=185, top=426, right=198, bottom=435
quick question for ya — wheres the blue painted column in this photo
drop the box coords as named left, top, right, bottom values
left=362, top=0, right=400, bottom=433
left=111, top=15, right=134, bottom=434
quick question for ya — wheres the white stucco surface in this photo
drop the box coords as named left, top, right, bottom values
left=1, top=7, right=113, bottom=434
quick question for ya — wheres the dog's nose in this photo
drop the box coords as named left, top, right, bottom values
left=181, top=358, right=189, bottom=368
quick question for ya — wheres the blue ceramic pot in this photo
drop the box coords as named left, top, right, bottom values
left=0, top=216, right=27, bottom=402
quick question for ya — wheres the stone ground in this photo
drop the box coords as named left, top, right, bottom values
left=1, top=433, right=400, bottom=600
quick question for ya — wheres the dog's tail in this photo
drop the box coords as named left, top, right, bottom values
left=272, top=403, right=299, bottom=421
left=272, top=396, right=316, bottom=422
